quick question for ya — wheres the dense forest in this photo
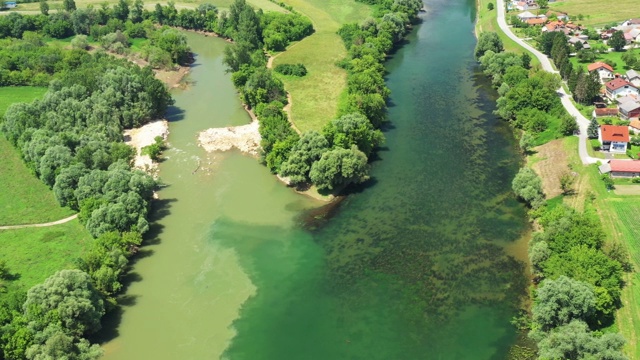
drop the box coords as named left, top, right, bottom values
left=475, top=32, right=630, bottom=359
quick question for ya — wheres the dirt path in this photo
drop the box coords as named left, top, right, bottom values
left=0, top=214, right=78, bottom=230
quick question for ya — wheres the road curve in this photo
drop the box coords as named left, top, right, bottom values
left=0, top=214, right=78, bottom=230
left=495, top=0, right=598, bottom=165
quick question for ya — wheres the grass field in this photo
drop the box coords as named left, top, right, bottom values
left=548, top=0, right=639, bottom=27
left=0, top=87, right=76, bottom=226
left=272, top=0, right=371, bottom=132
left=0, top=221, right=91, bottom=298
left=570, top=49, right=639, bottom=74
left=12, top=0, right=286, bottom=13
left=0, top=86, right=91, bottom=298
left=561, top=136, right=640, bottom=358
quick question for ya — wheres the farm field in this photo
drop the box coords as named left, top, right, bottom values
left=548, top=0, right=639, bottom=27
left=272, top=0, right=371, bottom=132
left=562, top=136, right=640, bottom=358
left=11, top=0, right=286, bottom=13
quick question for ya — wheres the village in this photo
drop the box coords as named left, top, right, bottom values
left=507, top=0, right=640, bottom=179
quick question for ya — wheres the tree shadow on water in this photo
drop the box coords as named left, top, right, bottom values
left=166, top=105, right=186, bottom=122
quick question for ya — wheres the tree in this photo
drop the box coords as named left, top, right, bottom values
left=560, top=172, right=575, bottom=195
left=487, top=2, right=494, bottom=10
left=279, top=131, right=330, bottom=185
left=559, top=114, right=578, bottom=135
left=621, top=51, right=638, bottom=70
left=130, top=0, right=144, bottom=23
left=519, top=132, right=534, bottom=154
left=609, top=31, right=626, bottom=52
left=537, top=0, right=548, bottom=9
left=62, top=0, right=76, bottom=12
left=587, top=117, right=599, bottom=139
left=39, top=0, right=49, bottom=15
left=532, top=276, right=596, bottom=332
left=71, top=34, right=89, bottom=50
left=322, top=113, right=384, bottom=156
left=536, top=320, right=626, bottom=360
left=512, top=167, right=545, bottom=209
left=113, top=0, right=130, bottom=21
left=521, top=52, right=531, bottom=69
left=25, top=325, right=103, bottom=360
left=309, top=146, right=370, bottom=191
left=24, top=270, right=105, bottom=337
left=475, top=32, right=504, bottom=59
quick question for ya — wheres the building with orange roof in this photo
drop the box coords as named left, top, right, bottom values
left=588, top=62, right=614, bottom=82
left=599, top=125, right=629, bottom=153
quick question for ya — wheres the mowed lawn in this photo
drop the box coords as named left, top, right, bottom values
left=563, top=137, right=640, bottom=358
left=272, top=0, right=371, bottom=132
left=549, top=0, right=639, bottom=27
left=0, top=222, right=91, bottom=298
left=0, top=87, right=76, bottom=226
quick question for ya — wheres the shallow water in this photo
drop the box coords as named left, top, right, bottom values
left=102, top=0, right=530, bottom=357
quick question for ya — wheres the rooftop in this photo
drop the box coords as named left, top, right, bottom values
left=610, top=160, right=640, bottom=173
left=595, top=108, right=618, bottom=116
left=620, top=101, right=640, bottom=112
left=606, top=78, right=636, bottom=91
left=588, top=62, right=614, bottom=73
left=601, top=125, right=630, bottom=143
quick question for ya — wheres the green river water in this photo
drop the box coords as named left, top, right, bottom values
left=102, top=0, right=531, bottom=358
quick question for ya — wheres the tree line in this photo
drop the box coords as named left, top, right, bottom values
left=476, top=32, right=577, bottom=149
left=0, top=41, right=172, bottom=358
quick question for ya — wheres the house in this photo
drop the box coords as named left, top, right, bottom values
left=569, top=37, right=590, bottom=49
left=622, top=19, right=640, bottom=27
left=600, top=29, right=617, bottom=40
left=543, top=20, right=565, bottom=32
left=526, top=18, right=546, bottom=26
left=515, top=1, right=530, bottom=10
left=517, top=11, right=538, bottom=20
left=605, top=78, right=640, bottom=100
left=616, top=94, right=639, bottom=106
left=628, top=28, right=640, bottom=42
left=3, top=1, right=17, bottom=8
left=608, top=160, right=640, bottom=178
left=629, top=119, right=640, bottom=134
left=546, top=11, right=569, bottom=21
left=627, top=70, right=640, bottom=87
left=587, top=62, right=614, bottom=82
left=619, top=101, right=640, bottom=120
left=593, top=108, right=619, bottom=117
left=599, top=125, right=629, bottom=153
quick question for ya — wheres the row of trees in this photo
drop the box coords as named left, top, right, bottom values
left=527, top=205, right=630, bottom=359
left=539, top=31, right=601, bottom=105
left=477, top=33, right=576, bottom=139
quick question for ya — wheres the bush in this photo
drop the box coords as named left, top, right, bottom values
left=512, top=167, right=545, bottom=209
left=71, top=34, right=89, bottom=50
left=487, top=2, right=494, bottom=10
left=274, top=63, right=307, bottom=76
left=141, top=136, right=166, bottom=161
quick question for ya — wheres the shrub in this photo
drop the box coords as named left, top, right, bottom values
left=274, top=63, right=307, bottom=76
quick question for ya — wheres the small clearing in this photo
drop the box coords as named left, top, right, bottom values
left=530, top=139, right=572, bottom=198
left=613, top=185, right=640, bottom=196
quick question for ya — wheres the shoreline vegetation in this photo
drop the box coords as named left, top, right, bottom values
left=474, top=2, right=633, bottom=359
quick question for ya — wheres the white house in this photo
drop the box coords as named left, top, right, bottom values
left=605, top=78, right=640, bottom=100
left=627, top=70, right=640, bottom=87
left=599, top=125, right=629, bottom=153
left=587, top=62, right=614, bottom=82
left=517, top=11, right=538, bottom=21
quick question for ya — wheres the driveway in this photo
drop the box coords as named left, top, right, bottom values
left=496, top=0, right=599, bottom=165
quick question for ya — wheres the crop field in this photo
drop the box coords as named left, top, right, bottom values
left=272, top=0, right=372, bottom=132
left=548, top=0, right=639, bottom=27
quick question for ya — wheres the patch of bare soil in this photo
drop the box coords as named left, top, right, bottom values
left=198, top=120, right=261, bottom=157
left=530, top=139, right=573, bottom=198
left=123, top=120, right=169, bottom=176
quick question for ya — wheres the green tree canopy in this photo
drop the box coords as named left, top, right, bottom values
left=309, top=146, right=369, bottom=191
left=475, top=32, right=504, bottom=60
left=532, top=276, right=596, bottom=332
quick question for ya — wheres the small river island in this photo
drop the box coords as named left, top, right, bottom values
left=101, top=0, right=531, bottom=358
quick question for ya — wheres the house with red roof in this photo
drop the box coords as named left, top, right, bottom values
left=543, top=20, right=565, bottom=32
left=599, top=125, right=629, bottom=153
left=607, top=160, right=640, bottom=178
left=605, top=78, right=640, bottom=100
left=587, top=62, right=614, bottom=82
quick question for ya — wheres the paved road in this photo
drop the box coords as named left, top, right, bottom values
left=496, top=0, right=598, bottom=165
left=0, top=214, right=78, bottom=230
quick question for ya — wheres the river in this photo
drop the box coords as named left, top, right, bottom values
left=102, top=0, right=530, bottom=358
